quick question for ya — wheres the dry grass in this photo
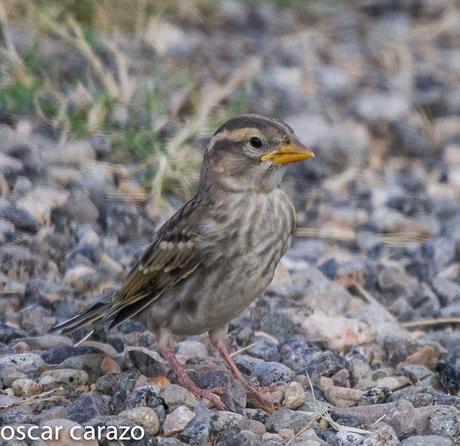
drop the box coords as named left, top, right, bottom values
left=0, top=0, right=256, bottom=201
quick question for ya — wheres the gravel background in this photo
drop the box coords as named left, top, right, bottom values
left=0, top=1, right=460, bottom=445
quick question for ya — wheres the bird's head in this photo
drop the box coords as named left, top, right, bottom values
left=199, top=114, right=315, bottom=193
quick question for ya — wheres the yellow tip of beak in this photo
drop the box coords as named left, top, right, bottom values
left=260, top=141, right=315, bottom=165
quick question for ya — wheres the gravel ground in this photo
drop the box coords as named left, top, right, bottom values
left=0, top=1, right=460, bottom=445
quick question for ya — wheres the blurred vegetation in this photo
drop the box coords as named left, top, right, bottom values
left=0, top=0, right=257, bottom=199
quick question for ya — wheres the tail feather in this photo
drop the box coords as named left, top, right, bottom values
left=49, top=301, right=110, bottom=335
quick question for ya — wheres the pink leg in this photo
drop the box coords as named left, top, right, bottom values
left=209, top=328, right=277, bottom=414
left=164, top=348, right=228, bottom=411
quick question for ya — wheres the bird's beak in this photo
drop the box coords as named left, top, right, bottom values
left=260, top=138, right=315, bottom=165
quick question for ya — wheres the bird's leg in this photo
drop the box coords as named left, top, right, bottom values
left=209, top=328, right=277, bottom=413
left=156, top=329, right=227, bottom=410
left=163, top=348, right=228, bottom=410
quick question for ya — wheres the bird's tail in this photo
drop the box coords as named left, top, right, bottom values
left=49, top=300, right=110, bottom=335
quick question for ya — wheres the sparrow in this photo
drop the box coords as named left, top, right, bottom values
left=51, top=114, right=315, bottom=412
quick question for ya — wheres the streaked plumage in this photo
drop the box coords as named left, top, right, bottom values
left=51, top=114, right=314, bottom=412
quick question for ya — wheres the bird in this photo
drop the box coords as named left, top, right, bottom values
left=51, top=114, right=315, bottom=412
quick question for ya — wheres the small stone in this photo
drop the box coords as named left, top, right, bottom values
left=0, top=245, right=45, bottom=281
left=304, top=351, right=349, bottom=378
left=259, top=311, right=296, bottom=342
left=217, top=430, right=262, bottom=446
left=325, top=386, right=363, bottom=408
left=100, top=356, right=121, bottom=374
left=67, top=391, right=110, bottom=424
left=337, top=400, right=416, bottom=438
left=336, top=431, right=365, bottom=445
left=266, top=407, right=314, bottom=433
left=16, top=187, right=68, bottom=225
left=248, top=339, right=279, bottom=362
left=428, top=405, right=460, bottom=442
left=192, top=369, right=246, bottom=412
left=400, top=435, right=453, bottom=446
left=283, top=381, right=305, bottom=409
left=0, top=352, right=44, bottom=372
left=238, top=417, right=266, bottom=436
left=65, top=190, right=99, bottom=224
left=251, top=362, right=295, bottom=386
left=18, top=335, right=73, bottom=351
left=11, top=378, right=40, bottom=397
left=431, top=277, right=460, bottom=305
left=1, top=206, right=38, bottom=231
left=127, top=347, right=169, bottom=378
left=63, top=265, right=100, bottom=292
left=40, top=368, right=89, bottom=386
left=119, top=407, right=160, bottom=434
left=362, top=423, right=399, bottom=446
left=57, top=140, right=96, bottom=164
left=175, top=340, right=208, bottom=362
left=332, top=369, right=351, bottom=388
left=163, top=405, right=196, bottom=436
left=160, top=384, right=198, bottom=409
left=0, top=366, right=27, bottom=387
left=355, top=93, right=410, bottom=122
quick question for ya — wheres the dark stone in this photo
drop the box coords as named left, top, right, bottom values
left=434, top=362, right=460, bottom=395
left=99, top=203, right=141, bottom=243
left=266, top=406, right=313, bottom=433
left=67, top=391, right=110, bottom=424
left=362, top=386, right=391, bottom=405
left=191, top=370, right=246, bottom=412
left=42, top=345, right=101, bottom=364
left=259, top=311, right=295, bottom=342
left=216, top=430, right=262, bottom=446
left=128, top=349, right=169, bottom=378
left=251, top=362, right=294, bottom=386
left=247, top=339, right=279, bottom=362
left=0, top=206, right=38, bottom=232
left=179, top=420, right=211, bottom=445
left=384, top=336, right=410, bottom=367
left=279, top=337, right=316, bottom=372
left=304, top=351, right=349, bottom=377
left=431, top=278, right=460, bottom=306
left=389, top=385, right=437, bottom=407
left=0, top=325, right=28, bottom=343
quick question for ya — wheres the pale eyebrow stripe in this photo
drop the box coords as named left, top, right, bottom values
left=209, top=127, right=265, bottom=146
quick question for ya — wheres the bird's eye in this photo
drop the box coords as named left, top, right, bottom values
left=249, top=137, right=263, bottom=148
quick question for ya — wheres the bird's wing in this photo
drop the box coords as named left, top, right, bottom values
left=104, top=195, right=208, bottom=327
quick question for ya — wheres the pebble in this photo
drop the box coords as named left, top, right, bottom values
left=118, top=407, right=160, bottom=434
left=325, top=386, right=363, bottom=408
left=0, top=352, right=44, bottom=372
left=283, top=381, right=305, bottom=409
left=266, top=407, right=314, bottom=433
left=251, top=362, right=295, bottom=386
left=428, top=405, right=460, bottom=442
left=100, top=356, right=121, bottom=374
left=163, top=405, right=196, bottom=436
left=11, top=378, right=40, bottom=396
left=40, top=368, right=89, bottom=386
left=400, top=435, right=453, bottom=446
left=67, top=391, right=110, bottom=424
left=160, top=384, right=198, bottom=409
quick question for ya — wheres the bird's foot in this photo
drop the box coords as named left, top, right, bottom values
left=239, top=380, right=278, bottom=414
left=179, top=378, right=228, bottom=411
left=163, top=348, right=228, bottom=410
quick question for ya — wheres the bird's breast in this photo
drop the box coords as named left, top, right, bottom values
left=166, top=189, right=296, bottom=336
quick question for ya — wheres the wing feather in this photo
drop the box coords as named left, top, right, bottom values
left=104, top=195, right=208, bottom=326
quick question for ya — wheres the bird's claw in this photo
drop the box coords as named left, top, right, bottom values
left=242, top=381, right=278, bottom=414
left=190, top=386, right=228, bottom=411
